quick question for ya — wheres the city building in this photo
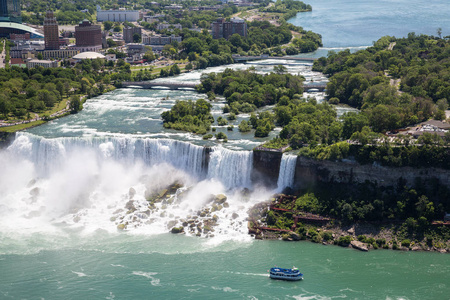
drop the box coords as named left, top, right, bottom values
left=0, top=0, right=21, bottom=23
left=10, top=32, right=30, bottom=41
left=74, top=20, right=102, bottom=52
left=143, top=34, right=181, bottom=45
left=44, top=11, right=59, bottom=50
left=123, top=26, right=142, bottom=43
left=97, top=8, right=140, bottom=22
left=10, top=57, right=25, bottom=67
left=26, top=58, right=60, bottom=68
left=143, top=14, right=165, bottom=23
left=156, top=23, right=182, bottom=31
left=72, top=52, right=106, bottom=61
left=212, top=17, right=247, bottom=40
left=40, top=49, right=80, bottom=59
left=0, top=0, right=44, bottom=38
left=164, top=4, right=182, bottom=10
left=127, top=43, right=146, bottom=56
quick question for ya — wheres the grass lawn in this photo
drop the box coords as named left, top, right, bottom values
left=37, top=98, right=69, bottom=118
left=0, top=120, right=46, bottom=133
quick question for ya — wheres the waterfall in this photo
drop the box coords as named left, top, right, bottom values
left=207, top=146, right=253, bottom=190
left=277, top=154, right=297, bottom=192
left=8, top=133, right=254, bottom=189
left=8, top=133, right=207, bottom=178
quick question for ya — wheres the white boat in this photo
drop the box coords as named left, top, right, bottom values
left=269, top=266, right=303, bottom=281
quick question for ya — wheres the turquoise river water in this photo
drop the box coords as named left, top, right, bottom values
left=1, top=1, right=449, bottom=299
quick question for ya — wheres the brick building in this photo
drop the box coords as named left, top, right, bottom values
left=44, top=11, right=59, bottom=50
left=212, top=17, right=247, bottom=40
left=75, top=20, right=102, bottom=52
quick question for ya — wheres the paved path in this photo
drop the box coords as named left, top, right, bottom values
left=0, top=40, right=6, bottom=69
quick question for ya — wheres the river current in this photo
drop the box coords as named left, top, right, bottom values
left=1, top=1, right=449, bottom=299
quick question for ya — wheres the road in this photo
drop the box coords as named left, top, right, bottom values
left=0, top=40, right=6, bottom=68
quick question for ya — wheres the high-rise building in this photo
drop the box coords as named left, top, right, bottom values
left=75, top=20, right=102, bottom=52
left=212, top=17, right=247, bottom=40
left=44, top=11, right=59, bottom=50
left=123, top=26, right=142, bottom=43
left=0, top=0, right=21, bottom=23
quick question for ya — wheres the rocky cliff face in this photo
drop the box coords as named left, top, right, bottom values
left=0, top=132, right=14, bottom=149
left=251, top=150, right=283, bottom=188
left=294, top=156, right=450, bottom=189
left=249, top=149, right=450, bottom=190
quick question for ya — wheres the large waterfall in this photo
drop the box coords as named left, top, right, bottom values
left=9, top=133, right=207, bottom=179
left=276, top=154, right=297, bottom=192
left=0, top=133, right=262, bottom=240
left=8, top=133, right=256, bottom=189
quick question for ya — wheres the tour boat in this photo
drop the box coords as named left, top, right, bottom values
left=269, top=266, right=303, bottom=281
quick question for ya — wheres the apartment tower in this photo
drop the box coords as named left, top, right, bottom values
left=44, top=11, right=59, bottom=50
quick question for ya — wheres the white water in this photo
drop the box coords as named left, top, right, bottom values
left=207, top=146, right=253, bottom=189
left=277, top=154, right=298, bottom=192
left=0, top=132, right=266, bottom=248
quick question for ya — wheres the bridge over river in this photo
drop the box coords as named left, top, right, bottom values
left=233, top=55, right=317, bottom=62
left=122, top=81, right=326, bottom=91
left=121, top=81, right=198, bottom=90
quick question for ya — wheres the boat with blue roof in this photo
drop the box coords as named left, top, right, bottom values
left=269, top=266, right=303, bottom=281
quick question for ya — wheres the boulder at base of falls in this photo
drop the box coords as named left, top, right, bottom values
left=167, top=220, right=178, bottom=229
left=282, top=231, right=301, bottom=241
left=351, top=240, right=369, bottom=251
left=214, top=194, right=227, bottom=204
left=117, top=223, right=126, bottom=230
left=171, top=226, right=184, bottom=234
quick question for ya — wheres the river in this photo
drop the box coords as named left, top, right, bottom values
left=1, top=1, right=449, bottom=299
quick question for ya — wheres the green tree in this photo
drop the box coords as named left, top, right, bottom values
left=69, top=95, right=82, bottom=113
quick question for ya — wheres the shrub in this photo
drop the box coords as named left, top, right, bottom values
left=203, top=134, right=213, bottom=140
left=337, top=235, right=352, bottom=246
left=329, top=97, right=340, bottom=104
left=238, top=120, right=251, bottom=132
left=376, top=238, right=386, bottom=246
left=215, top=132, right=228, bottom=140
left=217, top=116, right=228, bottom=126
left=228, top=112, right=236, bottom=120
left=401, top=239, right=411, bottom=248
left=322, top=231, right=333, bottom=241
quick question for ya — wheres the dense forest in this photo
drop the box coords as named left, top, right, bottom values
left=0, top=59, right=142, bottom=120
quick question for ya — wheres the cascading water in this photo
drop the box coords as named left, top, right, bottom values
left=0, top=133, right=263, bottom=242
left=207, top=146, right=253, bottom=190
left=276, top=154, right=297, bottom=192
left=9, top=132, right=207, bottom=179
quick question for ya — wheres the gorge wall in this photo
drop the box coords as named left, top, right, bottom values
left=251, top=149, right=450, bottom=191
left=251, top=149, right=283, bottom=188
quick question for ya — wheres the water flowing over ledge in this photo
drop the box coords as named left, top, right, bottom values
left=277, top=154, right=298, bottom=192
left=8, top=133, right=254, bottom=190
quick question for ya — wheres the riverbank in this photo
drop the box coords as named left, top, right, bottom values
left=248, top=197, right=450, bottom=253
left=0, top=86, right=116, bottom=133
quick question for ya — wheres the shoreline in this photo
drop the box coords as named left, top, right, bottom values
left=248, top=199, right=450, bottom=254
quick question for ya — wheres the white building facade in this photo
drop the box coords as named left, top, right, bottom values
left=97, top=10, right=140, bottom=22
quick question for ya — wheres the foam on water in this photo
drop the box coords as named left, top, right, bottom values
left=0, top=133, right=269, bottom=254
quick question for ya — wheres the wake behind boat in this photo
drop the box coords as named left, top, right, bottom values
left=269, top=266, right=303, bottom=281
